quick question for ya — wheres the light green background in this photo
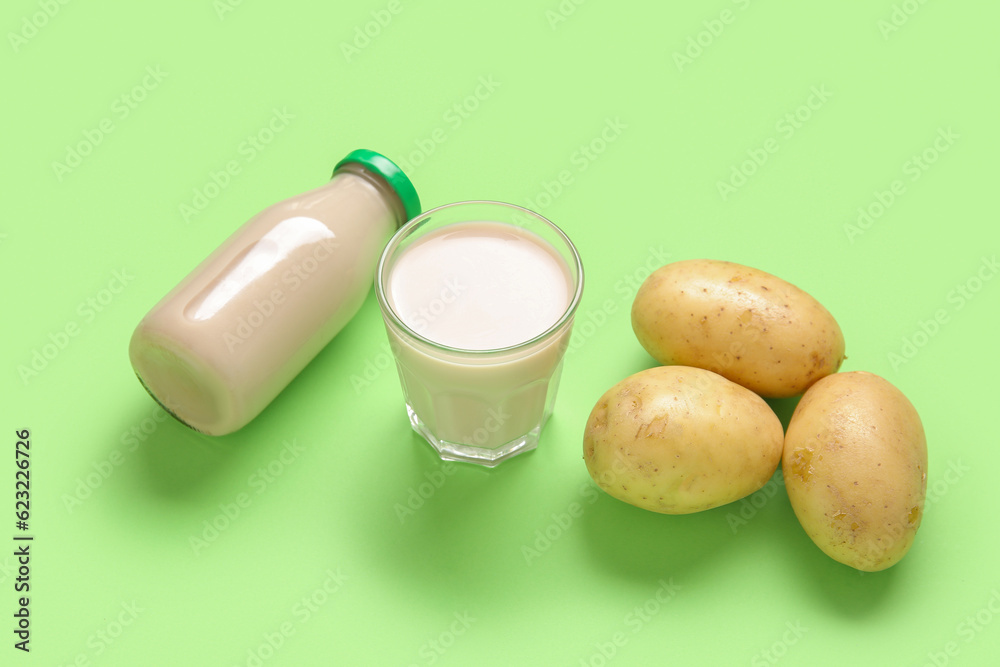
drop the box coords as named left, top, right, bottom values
left=4, top=1, right=999, bottom=665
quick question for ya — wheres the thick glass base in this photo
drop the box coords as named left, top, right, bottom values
left=405, top=404, right=539, bottom=467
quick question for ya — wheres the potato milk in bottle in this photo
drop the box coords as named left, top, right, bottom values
left=129, top=150, right=420, bottom=435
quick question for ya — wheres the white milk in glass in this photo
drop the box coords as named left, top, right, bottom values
left=381, top=218, right=578, bottom=461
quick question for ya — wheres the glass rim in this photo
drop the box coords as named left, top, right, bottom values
left=374, top=200, right=585, bottom=356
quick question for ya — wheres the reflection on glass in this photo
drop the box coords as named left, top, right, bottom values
left=185, top=216, right=335, bottom=321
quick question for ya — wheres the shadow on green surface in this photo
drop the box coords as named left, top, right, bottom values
left=577, top=494, right=730, bottom=582
left=776, top=511, right=900, bottom=618
left=344, top=423, right=578, bottom=600
left=345, top=417, right=728, bottom=612
left=575, top=455, right=898, bottom=617
left=765, top=394, right=801, bottom=431
left=115, top=396, right=258, bottom=499
left=118, top=299, right=368, bottom=499
left=340, top=414, right=904, bottom=622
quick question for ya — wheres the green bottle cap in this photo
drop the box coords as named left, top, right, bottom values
left=334, top=149, right=421, bottom=222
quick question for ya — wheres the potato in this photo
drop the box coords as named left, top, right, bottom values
left=584, top=365, right=783, bottom=514
left=782, top=371, right=927, bottom=571
left=631, top=259, right=845, bottom=398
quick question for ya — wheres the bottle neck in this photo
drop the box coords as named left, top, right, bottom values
left=333, top=162, right=408, bottom=230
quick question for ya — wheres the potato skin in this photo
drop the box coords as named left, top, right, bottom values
left=782, top=372, right=927, bottom=571
left=631, top=259, right=845, bottom=398
left=583, top=366, right=783, bottom=514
